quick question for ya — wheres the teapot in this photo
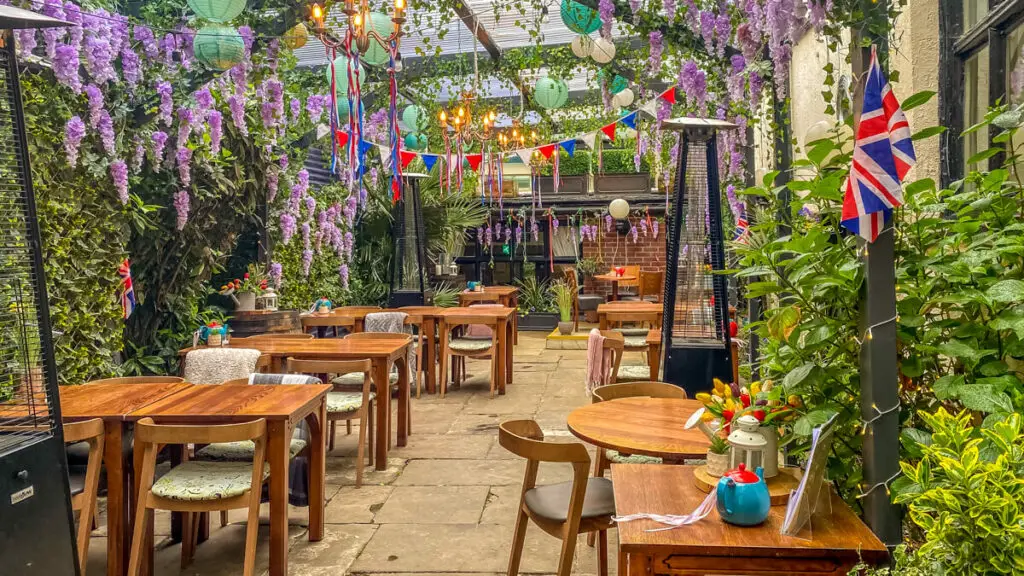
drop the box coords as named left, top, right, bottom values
left=715, top=463, right=770, bottom=526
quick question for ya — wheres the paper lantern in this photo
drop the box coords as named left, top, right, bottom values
left=284, top=22, right=308, bottom=49
left=187, top=0, right=246, bottom=22
left=534, top=77, right=569, bottom=109
left=570, top=34, right=593, bottom=58
left=612, top=88, right=634, bottom=108
left=360, top=12, right=394, bottom=67
left=193, top=26, right=245, bottom=70
left=560, top=0, right=601, bottom=34
left=404, top=132, right=428, bottom=151
left=590, top=37, right=616, bottom=64
left=402, top=105, right=427, bottom=132
left=610, top=74, right=628, bottom=94
left=325, top=54, right=366, bottom=100
left=609, top=198, right=630, bottom=219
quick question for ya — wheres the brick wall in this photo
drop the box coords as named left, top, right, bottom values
left=578, top=225, right=667, bottom=299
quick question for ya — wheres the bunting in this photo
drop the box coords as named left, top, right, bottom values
left=560, top=139, right=577, bottom=157
left=601, top=122, right=617, bottom=141
left=659, top=87, right=676, bottom=104
left=400, top=150, right=417, bottom=169
left=580, top=131, right=598, bottom=151
left=421, top=154, right=439, bottom=172
left=538, top=143, right=557, bottom=159
left=620, top=112, right=638, bottom=130
left=465, top=153, right=483, bottom=171
left=515, top=148, right=535, bottom=164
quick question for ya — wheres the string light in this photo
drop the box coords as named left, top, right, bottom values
left=860, top=401, right=900, bottom=435
left=853, top=314, right=897, bottom=345
left=856, top=471, right=901, bottom=499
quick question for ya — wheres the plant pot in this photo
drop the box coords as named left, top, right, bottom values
left=557, top=321, right=574, bottom=335
left=759, top=424, right=779, bottom=479
left=706, top=450, right=731, bottom=477
left=235, top=291, right=257, bottom=312
left=317, top=304, right=331, bottom=314
left=517, top=312, right=559, bottom=331
left=207, top=332, right=223, bottom=347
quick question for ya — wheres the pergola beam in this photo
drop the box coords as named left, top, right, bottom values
left=451, top=0, right=503, bottom=61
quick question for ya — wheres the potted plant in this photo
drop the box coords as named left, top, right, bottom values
left=706, top=434, right=731, bottom=477
left=593, top=148, right=651, bottom=194
left=551, top=280, right=574, bottom=335
left=537, top=150, right=590, bottom=195
left=219, top=264, right=269, bottom=312
left=514, top=275, right=559, bottom=331
left=576, top=257, right=599, bottom=293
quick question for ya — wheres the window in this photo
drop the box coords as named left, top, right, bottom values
left=964, top=0, right=989, bottom=31
left=964, top=46, right=990, bottom=171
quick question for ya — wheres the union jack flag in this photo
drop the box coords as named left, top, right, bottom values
left=733, top=213, right=750, bottom=244
left=841, top=46, right=916, bottom=242
left=118, top=258, right=136, bottom=320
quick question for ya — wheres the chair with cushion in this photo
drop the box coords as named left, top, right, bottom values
left=64, top=418, right=104, bottom=575
left=287, top=358, right=375, bottom=487
left=182, top=347, right=262, bottom=384
left=440, top=311, right=500, bottom=398
left=129, top=418, right=268, bottom=575
left=638, top=270, right=664, bottom=303
left=499, top=419, right=614, bottom=576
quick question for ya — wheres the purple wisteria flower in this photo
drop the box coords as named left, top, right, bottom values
left=700, top=11, right=716, bottom=52
left=640, top=219, right=648, bottom=236
left=173, top=190, right=189, bottom=230
left=280, top=212, right=297, bottom=244
left=267, top=39, right=281, bottom=72
left=605, top=214, right=613, bottom=232
left=664, top=0, right=677, bottom=22
left=110, top=159, right=128, bottom=204
left=64, top=116, right=86, bottom=168
left=53, top=44, right=82, bottom=93
left=339, top=263, right=349, bottom=289
left=306, top=94, right=327, bottom=124
left=151, top=130, right=168, bottom=167
left=266, top=168, right=279, bottom=203
left=16, top=29, right=37, bottom=59
left=260, top=78, right=284, bottom=131
left=63, top=0, right=82, bottom=46
left=629, top=0, right=640, bottom=12
left=269, top=261, right=283, bottom=288
left=648, top=31, right=663, bottom=76
left=727, top=54, right=746, bottom=103
left=176, top=146, right=192, bottom=187
left=279, top=154, right=289, bottom=171
left=84, top=84, right=104, bottom=127
left=177, top=107, right=194, bottom=144
left=132, top=137, right=146, bottom=173
left=292, top=169, right=310, bottom=198
left=156, top=81, right=173, bottom=126
left=208, top=111, right=223, bottom=155
left=176, top=26, right=194, bottom=70
left=807, top=0, right=828, bottom=33
left=290, top=97, right=301, bottom=122
left=305, top=196, right=316, bottom=216
left=160, top=33, right=176, bottom=66
left=652, top=220, right=659, bottom=238
left=301, top=221, right=311, bottom=249
left=122, top=46, right=142, bottom=87
left=41, top=0, right=65, bottom=59
left=630, top=225, right=638, bottom=243
left=83, top=35, right=117, bottom=85
left=715, top=12, right=731, bottom=57
left=301, top=249, right=313, bottom=277
left=134, top=25, right=159, bottom=60
left=97, top=110, right=115, bottom=154
left=677, top=60, right=707, bottom=113
left=194, top=87, right=214, bottom=116
left=598, top=0, right=614, bottom=38
left=228, top=95, right=248, bottom=135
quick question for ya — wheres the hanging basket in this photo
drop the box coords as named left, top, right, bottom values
left=193, top=25, right=245, bottom=70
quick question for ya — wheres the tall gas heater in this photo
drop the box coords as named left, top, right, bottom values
left=0, top=6, right=78, bottom=576
left=389, top=173, right=430, bottom=307
left=660, top=118, right=736, bottom=397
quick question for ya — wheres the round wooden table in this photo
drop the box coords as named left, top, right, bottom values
left=567, top=397, right=710, bottom=461
left=593, top=272, right=636, bottom=301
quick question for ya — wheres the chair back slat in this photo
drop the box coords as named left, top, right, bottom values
left=286, top=357, right=372, bottom=377
left=237, top=333, right=314, bottom=341
left=498, top=420, right=590, bottom=464
left=592, top=381, right=688, bottom=403
left=63, top=418, right=104, bottom=443
left=134, top=417, right=266, bottom=445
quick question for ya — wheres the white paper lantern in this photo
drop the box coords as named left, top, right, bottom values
left=609, top=198, right=630, bottom=219
left=570, top=34, right=593, bottom=58
left=612, top=88, right=634, bottom=108
left=590, top=37, right=616, bottom=64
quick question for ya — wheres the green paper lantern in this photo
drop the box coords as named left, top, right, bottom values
left=193, top=26, right=245, bottom=71
left=595, top=70, right=628, bottom=94
left=560, top=0, right=601, bottom=35
left=402, top=105, right=427, bottom=132
left=326, top=54, right=366, bottom=102
left=534, top=77, right=569, bottom=109
left=360, top=12, right=394, bottom=67
left=187, top=0, right=247, bottom=22
left=404, top=132, right=428, bottom=151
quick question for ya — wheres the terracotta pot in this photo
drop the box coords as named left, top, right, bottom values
left=706, top=450, right=731, bottom=477
left=557, top=321, right=574, bottom=335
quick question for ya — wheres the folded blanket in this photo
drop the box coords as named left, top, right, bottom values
left=586, top=329, right=611, bottom=395
left=365, top=312, right=416, bottom=379
left=182, top=348, right=261, bottom=384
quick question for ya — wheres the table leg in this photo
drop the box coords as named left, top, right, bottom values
left=395, top=355, right=409, bottom=447
left=495, top=317, right=507, bottom=395
left=103, top=422, right=127, bottom=576
left=649, top=343, right=660, bottom=381
left=267, top=420, right=291, bottom=576
left=425, top=317, right=437, bottom=394
left=626, top=552, right=649, bottom=576
left=505, top=317, right=513, bottom=386
left=372, top=358, right=390, bottom=470
left=599, top=313, right=608, bottom=331
left=507, top=295, right=519, bottom=345
left=611, top=282, right=619, bottom=301
left=439, top=319, right=449, bottom=398
left=305, top=400, right=326, bottom=542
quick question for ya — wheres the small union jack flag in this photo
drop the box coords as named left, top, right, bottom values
left=734, top=213, right=750, bottom=244
left=118, top=258, right=136, bottom=320
left=841, top=46, right=916, bottom=242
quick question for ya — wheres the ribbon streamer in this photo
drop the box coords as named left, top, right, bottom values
left=612, top=491, right=716, bottom=531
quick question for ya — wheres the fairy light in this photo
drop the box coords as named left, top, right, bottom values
left=853, top=314, right=897, bottom=345
left=857, top=471, right=901, bottom=499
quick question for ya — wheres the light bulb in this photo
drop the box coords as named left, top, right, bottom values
left=353, top=12, right=363, bottom=27
left=512, top=128, right=518, bottom=137
left=395, top=0, right=405, bottom=10
left=312, top=3, right=324, bottom=21
left=540, top=4, right=550, bottom=23
left=457, top=107, right=465, bottom=117
left=489, top=110, right=496, bottom=121
left=439, top=110, right=447, bottom=123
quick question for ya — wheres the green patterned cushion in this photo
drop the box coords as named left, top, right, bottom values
left=607, top=449, right=663, bottom=464
left=616, top=364, right=651, bottom=381
left=326, top=391, right=375, bottom=413
left=623, top=336, right=649, bottom=348
left=151, top=461, right=269, bottom=502
left=449, top=338, right=492, bottom=352
left=195, top=438, right=307, bottom=461
left=614, top=328, right=650, bottom=337
left=332, top=372, right=397, bottom=386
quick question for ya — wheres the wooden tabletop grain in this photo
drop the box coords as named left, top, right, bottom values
left=612, top=464, right=888, bottom=562
left=439, top=306, right=515, bottom=319
left=58, top=382, right=194, bottom=421
left=597, top=301, right=663, bottom=314
left=594, top=273, right=637, bottom=282
left=480, top=285, right=519, bottom=295
left=567, top=397, right=709, bottom=459
left=180, top=338, right=409, bottom=359
left=129, top=384, right=332, bottom=423
left=397, top=306, right=447, bottom=319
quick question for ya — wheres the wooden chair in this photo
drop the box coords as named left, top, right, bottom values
left=617, top=265, right=641, bottom=296
left=233, top=333, right=314, bottom=341
left=301, top=312, right=354, bottom=338
left=499, top=420, right=614, bottom=576
left=638, top=270, right=664, bottom=303
left=440, top=312, right=500, bottom=398
left=343, top=332, right=414, bottom=437
left=84, top=376, right=184, bottom=385
left=129, top=418, right=268, bottom=576
left=562, top=267, right=581, bottom=332
left=287, top=358, right=375, bottom=487
left=64, top=418, right=104, bottom=575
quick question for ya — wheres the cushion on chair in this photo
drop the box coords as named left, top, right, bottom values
left=524, top=477, right=615, bottom=522
left=616, top=364, right=651, bottom=381
left=577, top=295, right=605, bottom=311
left=332, top=372, right=397, bottom=386
left=613, top=328, right=650, bottom=337
left=151, top=461, right=270, bottom=502
left=449, top=338, right=493, bottom=353
left=195, top=438, right=308, bottom=461
left=65, top=441, right=91, bottom=466
left=68, top=471, right=85, bottom=497
left=606, top=449, right=662, bottom=465
left=623, top=336, right=649, bottom=349
left=326, top=390, right=376, bottom=413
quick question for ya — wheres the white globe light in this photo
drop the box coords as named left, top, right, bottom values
left=590, top=37, right=616, bottom=64
left=609, top=198, right=630, bottom=219
left=612, top=87, right=634, bottom=108
left=803, top=120, right=831, bottom=147
left=570, top=34, right=593, bottom=58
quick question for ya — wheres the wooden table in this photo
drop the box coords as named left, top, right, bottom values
left=58, top=382, right=193, bottom=576
left=130, top=384, right=331, bottom=576
left=398, top=306, right=444, bottom=394
left=647, top=329, right=663, bottom=380
left=438, top=306, right=515, bottom=395
left=594, top=272, right=637, bottom=301
left=458, top=286, right=520, bottom=344
left=567, top=397, right=708, bottom=462
left=612, top=464, right=888, bottom=575
left=180, top=338, right=412, bottom=469
left=598, top=301, right=664, bottom=330
left=324, top=306, right=384, bottom=332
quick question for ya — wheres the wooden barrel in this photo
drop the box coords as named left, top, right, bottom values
left=229, top=310, right=302, bottom=338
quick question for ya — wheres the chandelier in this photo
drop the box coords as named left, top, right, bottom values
left=309, top=0, right=405, bottom=54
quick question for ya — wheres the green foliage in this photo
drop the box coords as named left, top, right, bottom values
left=538, top=147, right=650, bottom=176
left=514, top=273, right=556, bottom=314
left=708, top=434, right=730, bottom=455
left=551, top=280, right=574, bottom=322
left=430, top=282, right=460, bottom=308
left=576, top=257, right=600, bottom=277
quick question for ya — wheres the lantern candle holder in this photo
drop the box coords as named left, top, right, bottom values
left=727, top=415, right=767, bottom=471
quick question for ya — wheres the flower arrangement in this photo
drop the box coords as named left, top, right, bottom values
left=696, top=379, right=802, bottom=431
left=219, top=264, right=270, bottom=295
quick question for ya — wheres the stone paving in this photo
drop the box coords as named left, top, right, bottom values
left=86, top=331, right=642, bottom=576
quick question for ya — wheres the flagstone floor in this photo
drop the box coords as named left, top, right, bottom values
left=86, top=330, right=649, bottom=576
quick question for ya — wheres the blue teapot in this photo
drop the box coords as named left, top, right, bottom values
left=716, top=463, right=771, bottom=526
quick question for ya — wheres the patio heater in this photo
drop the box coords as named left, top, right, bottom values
left=0, top=6, right=79, bottom=575
left=389, top=173, right=430, bottom=307
left=660, top=118, right=737, bottom=397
